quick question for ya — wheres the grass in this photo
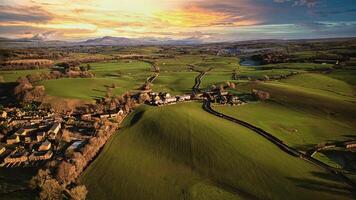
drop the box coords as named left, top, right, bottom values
left=0, top=69, right=50, bottom=82
left=0, top=167, right=37, bottom=200
left=39, top=60, right=152, bottom=100
left=40, top=78, right=142, bottom=100
left=152, top=72, right=197, bottom=95
left=259, top=63, right=333, bottom=70
left=80, top=102, right=353, bottom=200
left=215, top=72, right=356, bottom=150
left=215, top=102, right=356, bottom=151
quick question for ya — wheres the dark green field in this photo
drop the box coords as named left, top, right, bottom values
left=81, top=103, right=354, bottom=200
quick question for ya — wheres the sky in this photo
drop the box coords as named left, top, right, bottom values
left=0, top=0, right=356, bottom=42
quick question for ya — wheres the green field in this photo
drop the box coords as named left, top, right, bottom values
left=0, top=69, right=50, bottom=82
left=215, top=72, right=356, bottom=150
left=0, top=168, right=37, bottom=200
left=81, top=103, right=353, bottom=200
left=259, top=63, right=333, bottom=70
left=152, top=72, right=197, bottom=95
left=39, top=60, right=152, bottom=100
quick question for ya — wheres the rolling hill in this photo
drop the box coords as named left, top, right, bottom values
left=80, top=102, right=354, bottom=200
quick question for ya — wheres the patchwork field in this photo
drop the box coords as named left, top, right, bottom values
left=80, top=103, right=353, bottom=200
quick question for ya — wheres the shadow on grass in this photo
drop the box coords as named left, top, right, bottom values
left=287, top=171, right=355, bottom=198
left=0, top=82, right=19, bottom=106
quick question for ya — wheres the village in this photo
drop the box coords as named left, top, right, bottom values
left=0, top=85, right=246, bottom=169
left=0, top=103, right=126, bottom=168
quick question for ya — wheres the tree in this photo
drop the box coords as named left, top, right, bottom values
left=56, top=161, right=76, bottom=184
left=39, top=179, right=63, bottom=200
left=69, top=185, right=88, bottom=200
left=30, top=169, right=52, bottom=189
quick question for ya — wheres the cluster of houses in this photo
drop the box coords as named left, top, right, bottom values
left=205, top=90, right=244, bottom=106
left=0, top=111, right=61, bottom=167
left=149, top=92, right=192, bottom=106
left=0, top=105, right=126, bottom=168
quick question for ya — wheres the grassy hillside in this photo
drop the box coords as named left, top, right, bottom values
left=81, top=103, right=353, bottom=200
left=215, top=72, right=356, bottom=150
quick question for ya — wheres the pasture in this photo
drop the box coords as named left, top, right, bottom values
left=81, top=103, right=353, bottom=200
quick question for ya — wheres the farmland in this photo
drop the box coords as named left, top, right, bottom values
left=1, top=38, right=356, bottom=200
left=81, top=103, right=354, bottom=200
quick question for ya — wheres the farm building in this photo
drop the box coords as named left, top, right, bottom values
left=7, top=135, right=20, bottom=144
left=29, top=150, right=53, bottom=161
left=38, top=140, right=51, bottom=151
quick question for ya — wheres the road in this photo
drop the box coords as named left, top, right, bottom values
left=202, top=99, right=356, bottom=190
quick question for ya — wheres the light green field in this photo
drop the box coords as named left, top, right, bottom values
left=81, top=103, right=353, bottom=200
left=215, top=72, right=356, bottom=150
left=215, top=102, right=356, bottom=150
left=40, top=60, right=152, bottom=100
left=90, top=60, right=152, bottom=78
left=152, top=72, right=197, bottom=95
left=0, top=69, right=49, bottom=82
left=41, top=77, right=143, bottom=100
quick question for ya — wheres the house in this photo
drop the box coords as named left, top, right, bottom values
left=0, top=143, right=6, bottom=155
left=4, top=150, right=29, bottom=164
left=100, top=114, right=110, bottom=119
left=48, top=122, right=61, bottom=139
left=38, top=140, right=51, bottom=151
left=177, top=95, right=191, bottom=102
left=36, top=132, right=46, bottom=142
left=29, top=150, right=53, bottom=161
left=67, top=140, right=85, bottom=152
left=7, top=135, right=20, bottom=145
left=153, top=100, right=164, bottom=106
left=110, top=109, right=124, bottom=118
left=345, top=141, right=356, bottom=149
left=15, top=128, right=27, bottom=136
left=164, top=97, right=177, bottom=104
left=0, top=111, right=7, bottom=118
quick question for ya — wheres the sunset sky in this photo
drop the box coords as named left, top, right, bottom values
left=1, top=0, right=356, bottom=42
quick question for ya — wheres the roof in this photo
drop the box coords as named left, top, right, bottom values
left=68, top=140, right=85, bottom=150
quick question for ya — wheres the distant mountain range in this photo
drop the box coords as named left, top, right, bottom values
left=0, top=36, right=203, bottom=47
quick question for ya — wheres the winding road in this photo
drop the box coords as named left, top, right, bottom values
left=202, top=99, right=356, bottom=190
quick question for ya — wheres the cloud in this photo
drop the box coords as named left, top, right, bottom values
left=273, top=0, right=319, bottom=8
left=0, top=5, right=53, bottom=23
